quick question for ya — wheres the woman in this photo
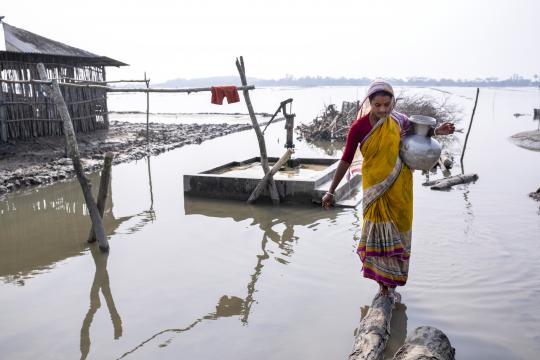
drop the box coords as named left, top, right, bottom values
left=321, top=80, right=454, bottom=297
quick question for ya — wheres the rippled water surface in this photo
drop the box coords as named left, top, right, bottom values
left=1, top=87, right=539, bottom=359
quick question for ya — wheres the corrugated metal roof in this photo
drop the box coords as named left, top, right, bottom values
left=1, top=21, right=127, bottom=66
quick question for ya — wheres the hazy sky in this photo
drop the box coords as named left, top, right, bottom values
left=3, top=0, right=540, bottom=82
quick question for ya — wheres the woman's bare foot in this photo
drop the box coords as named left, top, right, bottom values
left=378, top=283, right=390, bottom=296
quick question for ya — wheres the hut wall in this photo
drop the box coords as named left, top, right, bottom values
left=0, top=59, right=109, bottom=142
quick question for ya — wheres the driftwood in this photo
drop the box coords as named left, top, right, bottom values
left=247, top=148, right=294, bottom=203
left=37, top=63, right=109, bottom=252
left=429, top=173, right=479, bottom=190
left=393, top=326, right=455, bottom=360
left=88, top=153, right=114, bottom=243
left=235, top=56, right=280, bottom=204
left=349, top=292, right=397, bottom=360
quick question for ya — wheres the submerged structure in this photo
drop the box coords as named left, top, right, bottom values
left=0, top=18, right=126, bottom=142
left=184, top=157, right=362, bottom=207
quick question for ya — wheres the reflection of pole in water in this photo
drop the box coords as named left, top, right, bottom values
left=146, top=156, right=156, bottom=221
left=116, top=215, right=300, bottom=358
left=462, top=189, right=475, bottom=235
left=80, top=244, right=123, bottom=360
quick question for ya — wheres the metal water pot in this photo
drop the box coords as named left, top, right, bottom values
left=399, top=115, right=442, bottom=170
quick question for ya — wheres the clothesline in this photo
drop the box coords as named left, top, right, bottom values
left=0, top=78, right=254, bottom=94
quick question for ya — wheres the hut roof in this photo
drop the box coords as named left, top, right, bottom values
left=0, top=21, right=127, bottom=67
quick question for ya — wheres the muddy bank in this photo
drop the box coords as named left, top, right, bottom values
left=510, top=130, right=540, bottom=151
left=0, top=120, right=257, bottom=196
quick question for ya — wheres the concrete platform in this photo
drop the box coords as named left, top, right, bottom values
left=183, top=157, right=362, bottom=207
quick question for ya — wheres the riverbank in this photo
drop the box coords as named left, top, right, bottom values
left=0, top=120, right=255, bottom=196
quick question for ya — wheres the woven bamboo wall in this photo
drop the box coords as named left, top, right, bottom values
left=0, top=60, right=109, bottom=142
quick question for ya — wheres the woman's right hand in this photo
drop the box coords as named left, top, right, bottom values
left=322, top=193, right=334, bottom=209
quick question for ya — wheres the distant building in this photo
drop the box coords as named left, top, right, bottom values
left=0, top=18, right=127, bottom=142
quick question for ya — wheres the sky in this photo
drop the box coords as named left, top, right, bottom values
left=3, top=0, right=540, bottom=82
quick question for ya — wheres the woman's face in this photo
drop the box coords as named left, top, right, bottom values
left=370, top=95, right=392, bottom=119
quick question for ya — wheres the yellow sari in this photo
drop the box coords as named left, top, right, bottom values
left=357, top=114, right=413, bottom=286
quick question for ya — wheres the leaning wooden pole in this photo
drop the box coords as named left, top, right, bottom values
left=349, top=292, right=396, bottom=360
left=37, top=63, right=109, bottom=252
left=460, top=88, right=480, bottom=174
left=235, top=56, right=280, bottom=204
left=248, top=148, right=293, bottom=203
left=88, top=152, right=114, bottom=243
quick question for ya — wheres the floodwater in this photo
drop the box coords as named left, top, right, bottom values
left=1, top=87, right=539, bottom=359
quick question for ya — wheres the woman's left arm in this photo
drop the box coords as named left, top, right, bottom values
left=434, top=122, right=455, bottom=136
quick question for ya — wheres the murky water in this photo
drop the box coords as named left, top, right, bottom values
left=1, top=87, right=539, bottom=359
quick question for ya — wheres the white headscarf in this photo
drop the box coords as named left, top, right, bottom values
left=357, top=79, right=395, bottom=119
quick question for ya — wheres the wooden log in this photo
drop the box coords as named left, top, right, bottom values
left=88, top=152, right=114, bottom=243
left=235, top=56, right=280, bottom=204
left=349, top=292, right=397, bottom=360
left=393, top=326, right=455, bottom=360
left=37, top=63, right=110, bottom=252
left=430, top=173, right=479, bottom=190
left=247, top=148, right=293, bottom=203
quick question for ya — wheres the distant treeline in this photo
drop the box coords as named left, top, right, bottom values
left=158, top=75, right=540, bottom=88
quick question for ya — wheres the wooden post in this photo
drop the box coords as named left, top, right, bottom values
left=393, top=326, right=455, bottom=360
left=247, top=148, right=293, bottom=203
left=102, top=66, right=110, bottom=129
left=37, top=63, right=109, bottom=252
left=145, top=72, right=150, bottom=143
left=88, top=152, right=114, bottom=243
left=0, top=89, right=7, bottom=142
left=235, top=56, right=280, bottom=204
left=349, top=292, right=397, bottom=360
left=460, top=88, right=480, bottom=174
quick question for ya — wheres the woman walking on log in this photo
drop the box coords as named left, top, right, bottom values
left=322, top=80, right=454, bottom=297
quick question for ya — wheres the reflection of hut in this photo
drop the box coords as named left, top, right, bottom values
left=0, top=18, right=126, bottom=142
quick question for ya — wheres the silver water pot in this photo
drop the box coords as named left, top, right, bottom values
left=399, top=115, right=442, bottom=170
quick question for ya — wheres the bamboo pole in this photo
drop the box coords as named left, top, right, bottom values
left=235, top=56, right=280, bottom=204
left=88, top=152, right=114, bottom=243
left=1, top=79, right=255, bottom=93
left=460, top=88, right=480, bottom=173
left=37, top=63, right=109, bottom=252
left=0, top=90, right=8, bottom=142
left=145, top=72, right=150, bottom=143
left=247, top=148, right=293, bottom=203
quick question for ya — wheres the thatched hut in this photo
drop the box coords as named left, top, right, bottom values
left=0, top=18, right=127, bottom=142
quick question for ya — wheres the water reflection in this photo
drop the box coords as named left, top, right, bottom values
left=80, top=244, right=123, bottom=360
left=0, top=160, right=158, bottom=284
left=462, top=189, right=475, bottom=235
left=114, top=198, right=339, bottom=357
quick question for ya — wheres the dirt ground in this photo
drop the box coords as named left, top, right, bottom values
left=0, top=120, right=254, bottom=196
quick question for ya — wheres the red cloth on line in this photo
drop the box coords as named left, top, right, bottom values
left=211, top=86, right=240, bottom=105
